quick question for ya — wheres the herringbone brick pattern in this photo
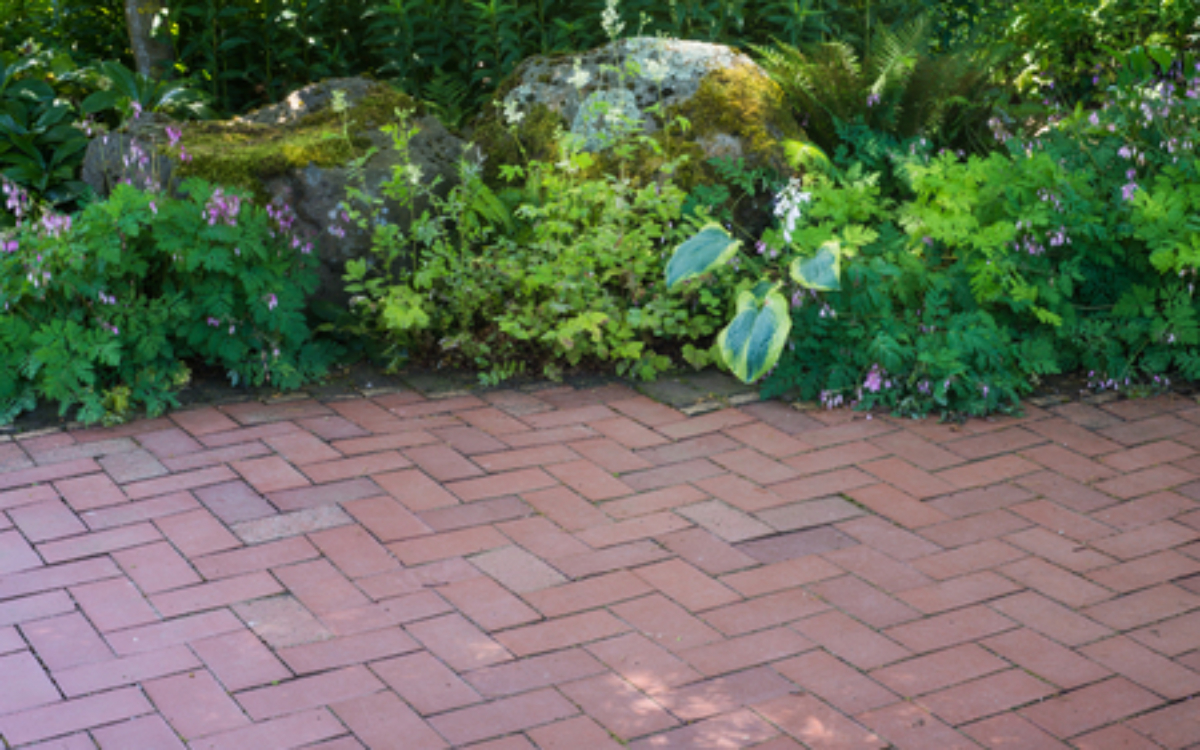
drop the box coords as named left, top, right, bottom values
left=1, top=385, right=1198, bottom=748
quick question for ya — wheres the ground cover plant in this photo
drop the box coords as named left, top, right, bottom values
left=667, top=42, right=1200, bottom=418
left=333, top=97, right=730, bottom=384
left=0, top=174, right=335, bottom=425
left=4, top=0, right=1200, bottom=423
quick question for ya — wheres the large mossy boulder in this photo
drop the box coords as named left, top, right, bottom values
left=81, top=78, right=468, bottom=309
left=475, top=38, right=805, bottom=235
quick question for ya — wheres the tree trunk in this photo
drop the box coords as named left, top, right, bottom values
left=124, top=0, right=173, bottom=79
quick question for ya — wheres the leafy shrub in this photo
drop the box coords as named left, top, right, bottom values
left=755, top=14, right=1003, bottom=155
left=337, top=110, right=727, bottom=384
left=0, top=178, right=335, bottom=425
left=992, top=0, right=1197, bottom=100
left=668, top=45, right=1200, bottom=418
left=81, top=60, right=214, bottom=123
left=0, top=46, right=211, bottom=213
left=0, top=54, right=92, bottom=209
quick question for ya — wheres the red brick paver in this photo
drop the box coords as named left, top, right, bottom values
left=0, top=388, right=1196, bottom=748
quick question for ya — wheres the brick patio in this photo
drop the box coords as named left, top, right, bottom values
left=1, top=384, right=1199, bottom=748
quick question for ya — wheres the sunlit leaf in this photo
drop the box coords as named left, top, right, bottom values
left=665, top=223, right=740, bottom=289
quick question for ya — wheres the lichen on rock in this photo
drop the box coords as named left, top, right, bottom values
left=476, top=37, right=808, bottom=235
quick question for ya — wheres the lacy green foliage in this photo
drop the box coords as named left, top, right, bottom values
left=755, top=14, right=1003, bottom=154
left=338, top=111, right=726, bottom=384
left=0, top=179, right=334, bottom=425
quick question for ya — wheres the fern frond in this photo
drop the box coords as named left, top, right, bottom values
left=868, top=14, right=930, bottom=97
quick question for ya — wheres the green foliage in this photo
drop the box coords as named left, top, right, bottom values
left=0, top=53, right=91, bottom=208
left=81, top=61, right=213, bottom=121
left=4, top=0, right=998, bottom=121
left=670, top=45, right=1200, bottom=417
left=993, top=0, right=1197, bottom=100
left=0, top=178, right=335, bottom=425
left=755, top=13, right=1003, bottom=155
left=338, top=109, right=726, bottom=384
left=1, top=0, right=130, bottom=67
left=0, top=47, right=209, bottom=212
left=718, top=283, right=792, bottom=382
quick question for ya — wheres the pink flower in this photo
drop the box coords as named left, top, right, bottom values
left=863, top=365, right=884, bottom=393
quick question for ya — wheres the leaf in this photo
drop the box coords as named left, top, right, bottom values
left=81, top=90, right=122, bottom=115
left=790, top=240, right=842, bottom=291
left=782, top=140, right=830, bottom=172
left=665, top=223, right=740, bottom=290
left=717, top=286, right=792, bottom=383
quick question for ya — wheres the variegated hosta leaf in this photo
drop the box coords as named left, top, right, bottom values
left=790, top=240, right=841, bottom=291
left=717, top=287, right=792, bottom=383
left=665, top=223, right=740, bottom=289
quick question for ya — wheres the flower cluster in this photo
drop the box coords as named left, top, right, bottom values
left=774, top=179, right=811, bottom=244
left=203, top=188, right=242, bottom=227
left=3, top=179, right=32, bottom=224
left=819, top=390, right=848, bottom=409
left=862, top=364, right=891, bottom=393
left=601, top=0, right=624, bottom=41
left=38, top=213, right=72, bottom=239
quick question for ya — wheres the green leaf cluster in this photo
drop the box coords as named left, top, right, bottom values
left=0, top=178, right=334, bottom=425
left=669, top=45, right=1200, bottom=418
left=339, top=110, right=725, bottom=384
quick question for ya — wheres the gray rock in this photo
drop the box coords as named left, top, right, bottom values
left=571, top=89, right=646, bottom=151
left=80, top=79, right=468, bottom=309
left=80, top=113, right=177, bottom=196
left=493, top=38, right=803, bottom=240
left=236, top=77, right=378, bottom=126
left=501, top=37, right=782, bottom=162
left=262, top=114, right=468, bottom=308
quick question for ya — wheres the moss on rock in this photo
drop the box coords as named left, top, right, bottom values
left=173, top=84, right=417, bottom=201
left=471, top=102, right=564, bottom=187
left=669, top=62, right=805, bottom=175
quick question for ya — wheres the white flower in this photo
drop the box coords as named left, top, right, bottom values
left=601, top=0, right=624, bottom=40
left=644, top=58, right=669, bottom=84
left=331, top=89, right=348, bottom=115
left=568, top=60, right=591, bottom=90
left=405, top=164, right=424, bottom=185
left=774, top=179, right=812, bottom=243
left=502, top=99, right=525, bottom=127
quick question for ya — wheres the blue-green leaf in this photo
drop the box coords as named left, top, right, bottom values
left=790, top=240, right=841, bottom=291
left=717, top=286, right=792, bottom=383
left=665, top=223, right=740, bottom=289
